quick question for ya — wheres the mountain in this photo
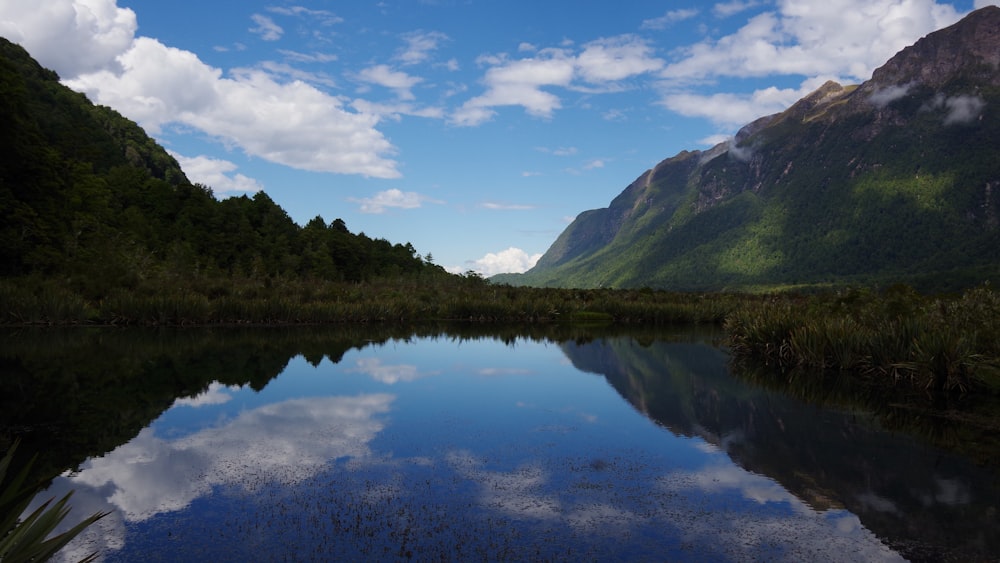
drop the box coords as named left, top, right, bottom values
left=498, top=7, right=1000, bottom=292
left=0, top=37, right=441, bottom=294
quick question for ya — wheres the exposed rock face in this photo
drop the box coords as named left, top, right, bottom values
left=865, top=5, right=1000, bottom=90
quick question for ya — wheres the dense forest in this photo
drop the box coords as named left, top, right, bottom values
left=0, top=37, right=447, bottom=303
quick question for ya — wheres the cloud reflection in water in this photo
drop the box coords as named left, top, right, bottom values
left=37, top=392, right=394, bottom=561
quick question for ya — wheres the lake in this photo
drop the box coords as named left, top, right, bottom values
left=3, top=325, right=998, bottom=562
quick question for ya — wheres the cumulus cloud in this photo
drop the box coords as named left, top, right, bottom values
left=661, top=2, right=962, bottom=83
left=660, top=82, right=814, bottom=128
left=656, top=0, right=965, bottom=128
left=0, top=0, right=136, bottom=77
left=452, top=52, right=575, bottom=125
left=170, top=153, right=263, bottom=195
left=75, top=38, right=399, bottom=177
left=0, top=0, right=401, bottom=179
left=453, top=36, right=662, bottom=126
left=467, top=247, right=542, bottom=276
left=348, top=188, right=444, bottom=214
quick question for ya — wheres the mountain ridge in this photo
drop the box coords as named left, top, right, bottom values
left=498, top=6, right=1000, bottom=292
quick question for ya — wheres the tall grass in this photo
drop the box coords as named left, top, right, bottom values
left=6, top=273, right=999, bottom=393
left=726, top=284, right=1000, bottom=392
left=0, top=276, right=737, bottom=326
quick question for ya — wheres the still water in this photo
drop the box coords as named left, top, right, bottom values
left=3, top=326, right=998, bottom=561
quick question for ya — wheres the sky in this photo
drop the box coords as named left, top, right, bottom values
left=1, top=0, right=995, bottom=276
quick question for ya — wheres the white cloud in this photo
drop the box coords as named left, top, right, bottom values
left=661, top=1, right=963, bottom=83
left=453, top=36, right=662, bottom=126
left=536, top=146, right=578, bottom=156
left=1, top=0, right=401, bottom=179
left=249, top=14, right=283, bottom=41
left=575, top=36, right=664, bottom=83
left=350, top=99, right=445, bottom=120
left=395, top=30, right=449, bottom=65
left=923, top=93, right=987, bottom=125
left=349, top=188, right=444, bottom=214
left=356, top=64, right=423, bottom=100
left=641, top=9, right=700, bottom=30
left=257, top=60, right=338, bottom=88
left=713, top=1, right=764, bottom=18
left=699, top=133, right=734, bottom=147
left=267, top=5, right=343, bottom=26
left=277, top=49, right=338, bottom=64
left=654, top=0, right=966, bottom=127
left=660, top=75, right=838, bottom=128
left=74, top=38, right=399, bottom=178
left=942, top=94, right=986, bottom=125
left=583, top=159, right=606, bottom=170
left=468, top=247, right=542, bottom=276
left=869, top=82, right=914, bottom=107
left=170, top=153, right=263, bottom=196
left=0, top=0, right=137, bottom=77
left=453, top=52, right=575, bottom=125
left=479, top=202, right=537, bottom=210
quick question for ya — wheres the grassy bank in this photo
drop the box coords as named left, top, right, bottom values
left=4, top=275, right=999, bottom=393
left=0, top=275, right=734, bottom=326
left=725, top=284, right=1000, bottom=392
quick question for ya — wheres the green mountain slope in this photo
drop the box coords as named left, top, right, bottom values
left=0, top=38, right=443, bottom=295
left=499, top=7, right=1000, bottom=292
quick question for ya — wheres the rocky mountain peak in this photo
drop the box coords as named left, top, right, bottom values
left=866, top=6, right=1000, bottom=90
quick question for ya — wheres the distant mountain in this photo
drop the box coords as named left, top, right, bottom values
left=497, top=6, right=1000, bottom=292
left=0, top=38, right=440, bottom=291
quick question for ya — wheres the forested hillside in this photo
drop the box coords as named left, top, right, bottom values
left=0, top=37, right=444, bottom=300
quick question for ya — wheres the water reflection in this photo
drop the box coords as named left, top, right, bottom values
left=2, top=327, right=996, bottom=561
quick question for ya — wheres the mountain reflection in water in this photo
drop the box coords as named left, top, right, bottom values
left=2, top=326, right=995, bottom=562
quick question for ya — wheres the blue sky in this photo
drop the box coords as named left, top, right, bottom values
left=1, top=0, right=993, bottom=275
